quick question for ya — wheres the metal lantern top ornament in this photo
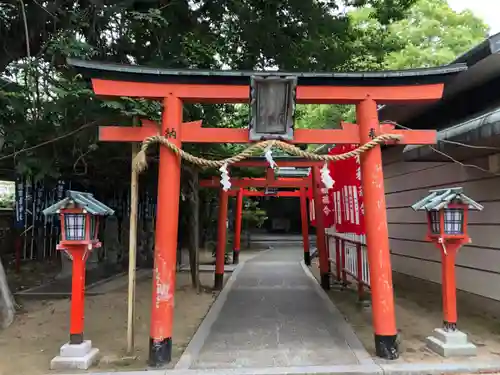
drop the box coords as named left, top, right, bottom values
left=43, top=190, right=114, bottom=250
left=412, top=187, right=483, bottom=242
left=249, top=76, right=297, bottom=141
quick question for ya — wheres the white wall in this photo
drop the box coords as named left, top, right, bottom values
left=383, top=149, right=500, bottom=301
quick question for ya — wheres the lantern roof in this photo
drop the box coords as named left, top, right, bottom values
left=411, top=187, right=484, bottom=212
left=43, top=190, right=115, bottom=216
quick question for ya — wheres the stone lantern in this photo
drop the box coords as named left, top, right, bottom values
left=412, top=187, right=483, bottom=357
left=43, top=190, right=114, bottom=370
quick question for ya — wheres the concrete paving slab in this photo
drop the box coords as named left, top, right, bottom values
left=178, top=247, right=372, bottom=370
left=51, top=365, right=382, bottom=375
left=48, top=359, right=500, bottom=375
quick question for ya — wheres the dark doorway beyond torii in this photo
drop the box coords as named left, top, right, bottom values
left=69, top=57, right=465, bottom=366
left=261, top=196, right=302, bottom=233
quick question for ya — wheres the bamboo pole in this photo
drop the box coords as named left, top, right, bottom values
left=127, top=118, right=140, bottom=355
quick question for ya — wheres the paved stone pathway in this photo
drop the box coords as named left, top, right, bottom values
left=177, top=246, right=373, bottom=370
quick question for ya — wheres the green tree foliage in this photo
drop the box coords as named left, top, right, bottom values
left=295, top=104, right=355, bottom=130
left=242, top=199, right=268, bottom=229
left=0, top=0, right=464, bottom=314
left=351, top=0, right=489, bottom=69
left=0, top=0, right=487, bottom=210
left=298, top=0, right=489, bottom=130
left=1, top=1, right=418, bottom=177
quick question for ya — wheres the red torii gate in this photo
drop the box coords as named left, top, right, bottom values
left=226, top=158, right=324, bottom=269
left=200, top=177, right=312, bottom=289
left=200, top=175, right=314, bottom=278
left=219, top=157, right=324, bottom=265
left=69, top=58, right=464, bottom=365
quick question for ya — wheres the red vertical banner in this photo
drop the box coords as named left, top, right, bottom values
left=328, top=145, right=365, bottom=235
left=308, top=172, right=334, bottom=228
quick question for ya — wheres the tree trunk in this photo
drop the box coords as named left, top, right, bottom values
left=186, top=167, right=200, bottom=291
left=0, top=258, right=15, bottom=329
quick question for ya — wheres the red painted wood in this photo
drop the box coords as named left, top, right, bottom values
left=216, top=189, right=228, bottom=276
left=233, top=189, right=243, bottom=254
left=300, top=187, right=310, bottom=257
left=357, top=98, right=397, bottom=337
left=150, top=95, right=182, bottom=342
left=200, top=177, right=311, bottom=189
left=69, top=249, right=86, bottom=337
left=227, top=190, right=301, bottom=197
left=92, top=79, right=445, bottom=104
left=312, top=167, right=329, bottom=276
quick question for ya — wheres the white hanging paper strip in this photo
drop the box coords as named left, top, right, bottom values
left=320, top=162, right=335, bottom=189
left=219, top=163, right=231, bottom=191
left=264, top=145, right=277, bottom=170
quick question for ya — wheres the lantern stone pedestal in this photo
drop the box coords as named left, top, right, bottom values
left=426, top=328, right=477, bottom=357
left=412, top=187, right=483, bottom=358
left=50, top=341, right=100, bottom=370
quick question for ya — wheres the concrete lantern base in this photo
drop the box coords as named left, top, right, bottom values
left=426, top=328, right=477, bottom=357
left=50, top=340, right=100, bottom=370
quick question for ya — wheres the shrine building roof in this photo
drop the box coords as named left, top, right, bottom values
left=380, top=32, right=500, bottom=129
left=380, top=32, right=500, bottom=162
left=67, top=58, right=466, bottom=87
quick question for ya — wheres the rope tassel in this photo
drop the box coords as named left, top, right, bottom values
left=133, top=147, right=149, bottom=172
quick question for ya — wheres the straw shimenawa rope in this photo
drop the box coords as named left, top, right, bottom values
left=133, top=133, right=402, bottom=172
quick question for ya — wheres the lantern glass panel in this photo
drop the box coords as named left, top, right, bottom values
left=429, top=211, right=440, bottom=234
left=64, top=213, right=86, bottom=241
left=444, top=207, right=464, bottom=235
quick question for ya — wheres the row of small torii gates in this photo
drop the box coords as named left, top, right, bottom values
left=69, top=58, right=465, bottom=366
left=200, top=162, right=320, bottom=277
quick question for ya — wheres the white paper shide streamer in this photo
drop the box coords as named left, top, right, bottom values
left=219, top=163, right=231, bottom=191
left=320, top=162, right=334, bottom=189
left=264, top=145, right=277, bottom=170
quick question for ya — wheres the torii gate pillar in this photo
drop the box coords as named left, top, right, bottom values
left=312, top=167, right=329, bottom=290
left=300, top=187, right=310, bottom=266
left=149, top=95, right=182, bottom=366
left=215, top=188, right=229, bottom=290
left=233, top=188, right=243, bottom=264
left=357, top=98, right=398, bottom=359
